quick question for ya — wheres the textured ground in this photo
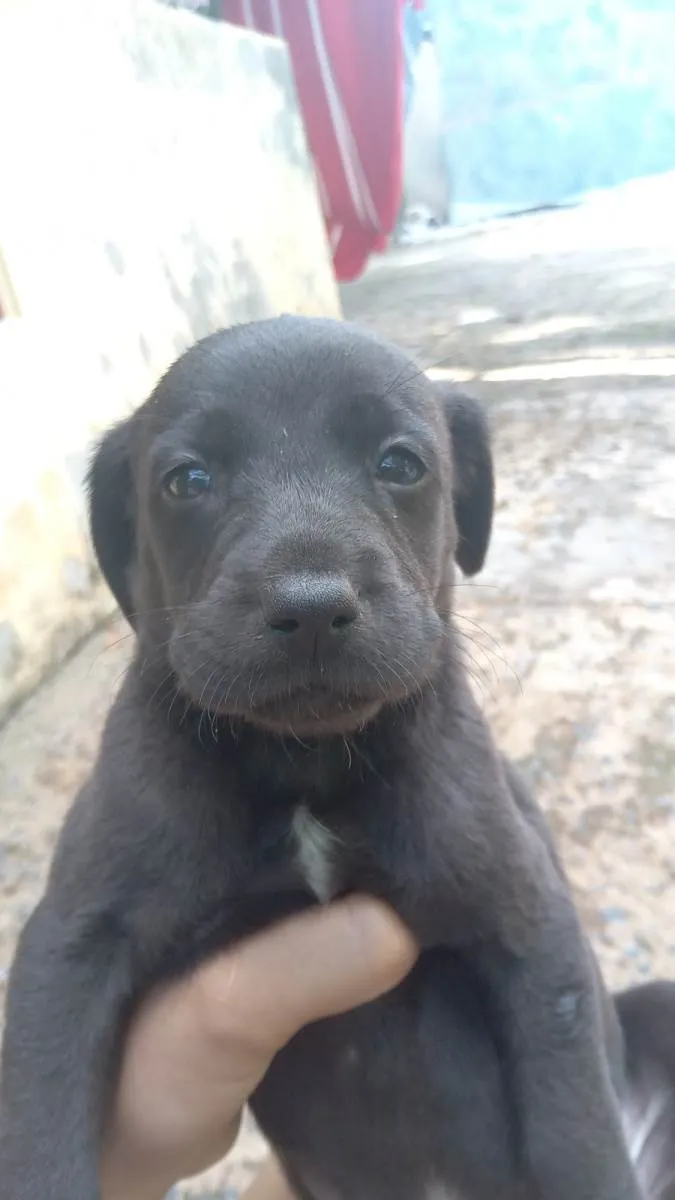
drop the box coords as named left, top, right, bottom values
left=1, top=176, right=674, bottom=1192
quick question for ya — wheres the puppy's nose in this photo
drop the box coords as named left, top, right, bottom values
left=264, top=573, right=359, bottom=647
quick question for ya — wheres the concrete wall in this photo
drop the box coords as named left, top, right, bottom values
left=0, top=0, right=340, bottom=723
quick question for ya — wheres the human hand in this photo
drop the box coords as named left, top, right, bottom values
left=101, top=896, right=418, bottom=1200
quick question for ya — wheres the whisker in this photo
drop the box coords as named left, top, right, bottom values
left=453, top=581, right=500, bottom=591
left=341, top=737, right=353, bottom=770
left=87, top=630, right=134, bottom=672
left=206, top=675, right=225, bottom=742
left=145, top=668, right=177, bottom=712
left=454, top=613, right=523, bottom=695
left=248, top=662, right=265, bottom=711
left=348, top=738, right=390, bottom=788
left=393, top=647, right=434, bottom=694
left=457, top=630, right=500, bottom=688
left=197, top=709, right=207, bottom=747
left=210, top=670, right=243, bottom=717
left=388, top=655, right=423, bottom=696
left=178, top=695, right=193, bottom=728
left=166, top=685, right=183, bottom=725
left=279, top=735, right=295, bottom=766
left=197, top=667, right=219, bottom=713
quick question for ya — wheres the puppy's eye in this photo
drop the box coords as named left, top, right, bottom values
left=376, top=446, right=427, bottom=487
left=163, top=464, right=212, bottom=500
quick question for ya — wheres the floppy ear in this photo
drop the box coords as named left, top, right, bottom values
left=435, top=384, right=494, bottom=576
left=87, top=420, right=137, bottom=626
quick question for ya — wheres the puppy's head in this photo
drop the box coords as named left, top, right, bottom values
left=89, top=317, right=493, bottom=737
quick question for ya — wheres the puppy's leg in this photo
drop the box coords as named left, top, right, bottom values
left=618, top=981, right=675, bottom=1200
left=461, top=756, right=640, bottom=1199
left=477, top=884, right=641, bottom=1200
left=0, top=900, right=132, bottom=1200
left=386, top=735, right=641, bottom=1200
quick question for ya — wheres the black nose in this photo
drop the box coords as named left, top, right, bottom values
left=264, top=573, right=359, bottom=647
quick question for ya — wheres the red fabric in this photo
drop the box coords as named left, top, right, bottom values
left=219, top=0, right=411, bottom=281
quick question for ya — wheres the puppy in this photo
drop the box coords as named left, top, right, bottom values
left=1, top=317, right=674, bottom=1200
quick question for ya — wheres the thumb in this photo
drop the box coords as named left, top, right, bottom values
left=193, top=895, right=418, bottom=1059
left=101, top=898, right=417, bottom=1196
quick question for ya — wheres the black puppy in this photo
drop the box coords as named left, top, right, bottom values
left=1, top=317, right=674, bottom=1200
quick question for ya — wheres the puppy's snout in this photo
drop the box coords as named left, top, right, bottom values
left=263, top=573, right=359, bottom=650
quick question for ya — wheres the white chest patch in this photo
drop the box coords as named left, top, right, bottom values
left=426, top=1180, right=462, bottom=1200
left=292, top=805, right=339, bottom=903
left=621, top=1073, right=673, bottom=1197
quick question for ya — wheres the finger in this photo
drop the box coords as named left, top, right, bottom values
left=193, top=895, right=418, bottom=1057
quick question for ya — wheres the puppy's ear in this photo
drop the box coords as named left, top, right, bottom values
left=435, top=384, right=494, bottom=576
left=87, top=420, right=137, bottom=626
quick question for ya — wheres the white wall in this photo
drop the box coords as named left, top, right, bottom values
left=0, top=0, right=340, bottom=721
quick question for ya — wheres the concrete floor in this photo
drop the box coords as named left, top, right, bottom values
left=1, top=174, right=675, bottom=1194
